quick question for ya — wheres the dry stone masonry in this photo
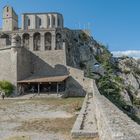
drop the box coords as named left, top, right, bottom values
left=71, top=80, right=140, bottom=140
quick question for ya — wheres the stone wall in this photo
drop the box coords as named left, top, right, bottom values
left=66, top=67, right=93, bottom=96
left=0, top=38, right=8, bottom=47
left=71, top=93, right=98, bottom=138
left=93, top=81, right=140, bottom=140
left=31, top=49, right=67, bottom=76
left=71, top=79, right=140, bottom=139
left=17, top=47, right=32, bottom=81
left=83, top=77, right=93, bottom=93
left=0, top=48, right=17, bottom=86
left=66, top=67, right=85, bottom=96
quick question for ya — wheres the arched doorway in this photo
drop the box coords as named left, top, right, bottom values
left=23, top=33, right=30, bottom=49
left=33, top=32, right=41, bottom=51
left=44, top=32, right=52, bottom=50
left=11, top=34, right=21, bottom=47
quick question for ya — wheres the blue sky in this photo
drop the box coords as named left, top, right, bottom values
left=0, top=0, right=140, bottom=58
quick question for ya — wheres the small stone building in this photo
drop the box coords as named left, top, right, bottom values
left=0, top=5, right=93, bottom=96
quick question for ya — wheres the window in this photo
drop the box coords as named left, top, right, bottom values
left=58, top=18, right=60, bottom=26
left=28, top=19, right=30, bottom=26
left=33, top=33, right=41, bottom=51
left=52, top=16, right=55, bottom=26
left=45, top=32, right=52, bottom=50
left=6, top=7, right=9, bottom=12
left=48, top=17, right=50, bottom=26
left=39, top=18, right=41, bottom=26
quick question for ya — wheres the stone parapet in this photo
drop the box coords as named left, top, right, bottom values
left=71, top=93, right=98, bottom=138
left=93, top=80, right=140, bottom=140
left=71, top=79, right=140, bottom=140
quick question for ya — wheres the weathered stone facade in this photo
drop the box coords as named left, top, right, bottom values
left=2, top=6, right=18, bottom=31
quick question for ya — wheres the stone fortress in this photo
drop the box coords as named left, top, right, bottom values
left=0, top=5, right=92, bottom=96
left=0, top=5, right=140, bottom=140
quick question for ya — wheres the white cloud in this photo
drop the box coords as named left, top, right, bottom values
left=112, top=50, right=140, bottom=59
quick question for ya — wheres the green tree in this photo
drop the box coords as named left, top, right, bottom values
left=0, top=80, right=14, bottom=96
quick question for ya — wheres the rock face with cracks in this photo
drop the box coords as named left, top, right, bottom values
left=63, top=30, right=140, bottom=121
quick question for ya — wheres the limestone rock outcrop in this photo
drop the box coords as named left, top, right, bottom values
left=64, top=29, right=140, bottom=122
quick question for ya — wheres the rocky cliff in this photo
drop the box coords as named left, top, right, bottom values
left=64, top=28, right=140, bottom=123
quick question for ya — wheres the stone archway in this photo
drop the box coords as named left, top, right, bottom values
left=11, top=34, right=21, bottom=47
left=1, top=34, right=11, bottom=45
left=55, top=33, right=62, bottom=50
left=33, top=32, right=41, bottom=51
left=23, top=33, right=30, bottom=49
left=44, top=32, right=52, bottom=50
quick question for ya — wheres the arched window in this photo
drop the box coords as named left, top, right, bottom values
left=12, top=34, right=21, bottom=47
left=45, top=32, right=52, bottom=50
left=39, top=18, right=41, bottom=26
left=1, top=34, right=11, bottom=45
left=55, top=33, right=62, bottom=50
left=16, top=35, right=21, bottom=46
left=52, top=16, right=55, bottom=27
left=23, top=33, right=30, bottom=49
left=48, top=16, right=50, bottom=27
left=33, top=32, right=41, bottom=51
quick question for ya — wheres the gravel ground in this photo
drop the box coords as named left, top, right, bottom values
left=0, top=96, right=99, bottom=140
left=0, top=97, right=76, bottom=140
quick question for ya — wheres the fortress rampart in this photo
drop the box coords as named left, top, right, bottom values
left=71, top=80, right=140, bottom=140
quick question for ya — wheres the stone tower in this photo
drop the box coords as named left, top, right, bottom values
left=2, top=5, right=18, bottom=31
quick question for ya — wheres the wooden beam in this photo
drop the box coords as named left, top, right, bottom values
left=38, top=83, right=40, bottom=95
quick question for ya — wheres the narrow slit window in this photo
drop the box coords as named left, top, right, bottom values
left=28, top=19, right=30, bottom=26
left=39, top=18, right=41, bottom=26
left=7, top=7, right=9, bottom=12
left=48, top=17, right=50, bottom=26
left=58, top=18, right=60, bottom=26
